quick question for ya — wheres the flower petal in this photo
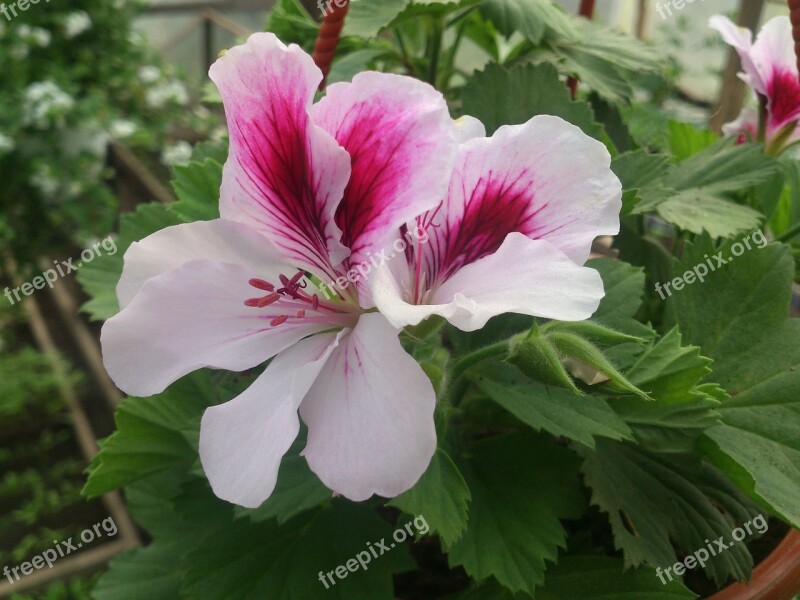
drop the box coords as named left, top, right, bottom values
left=199, top=332, right=340, bottom=508
left=373, top=233, right=605, bottom=331
left=709, top=16, right=763, bottom=92
left=752, top=17, right=800, bottom=133
left=102, top=260, right=331, bottom=397
left=418, top=115, right=620, bottom=289
left=210, top=32, right=351, bottom=279
left=300, top=313, right=436, bottom=501
left=310, top=72, right=457, bottom=268
left=117, top=219, right=292, bottom=310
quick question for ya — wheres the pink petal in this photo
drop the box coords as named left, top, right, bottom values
left=722, top=107, right=759, bottom=145
left=117, top=219, right=292, bottom=310
left=200, top=332, right=341, bottom=508
left=752, top=17, right=800, bottom=134
left=300, top=313, right=436, bottom=501
left=102, top=260, right=333, bottom=397
left=372, top=233, right=605, bottom=331
left=310, top=72, right=457, bottom=270
left=709, top=16, right=764, bottom=93
left=418, top=115, right=620, bottom=291
left=210, top=33, right=351, bottom=280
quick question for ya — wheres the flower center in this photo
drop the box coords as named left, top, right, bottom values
left=243, top=270, right=359, bottom=328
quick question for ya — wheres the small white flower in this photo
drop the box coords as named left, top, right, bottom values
left=0, top=133, right=15, bottom=154
left=145, top=80, right=189, bottom=109
left=64, top=11, right=92, bottom=39
left=23, top=82, right=75, bottom=129
left=30, top=27, right=50, bottom=47
left=138, top=65, right=161, bottom=84
left=160, top=141, right=193, bottom=166
left=109, top=119, right=137, bottom=139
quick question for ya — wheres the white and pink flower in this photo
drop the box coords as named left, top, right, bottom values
left=710, top=15, right=800, bottom=154
left=101, top=33, right=621, bottom=508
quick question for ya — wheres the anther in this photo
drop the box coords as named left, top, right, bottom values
left=270, top=315, right=289, bottom=326
left=249, top=278, right=274, bottom=291
left=296, top=309, right=305, bottom=318
left=258, top=293, right=281, bottom=307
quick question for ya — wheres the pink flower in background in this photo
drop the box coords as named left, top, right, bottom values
left=372, top=114, right=621, bottom=332
left=710, top=15, right=800, bottom=154
left=102, top=32, right=457, bottom=507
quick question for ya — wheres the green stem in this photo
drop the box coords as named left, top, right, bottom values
left=777, top=220, right=800, bottom=243
left=450, top=341, right=509, bottom=382
left=428, top=17, right=444, bottom=88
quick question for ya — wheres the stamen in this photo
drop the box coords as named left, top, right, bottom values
left=249, top=278, right=274, bottom=291
left=270, top=315, right=289, bottom=326
left=311, top=294, right=319, bottom=310
left=258, top=292, right=281, bottom=307
left=296, top=309, right=305, bottom=318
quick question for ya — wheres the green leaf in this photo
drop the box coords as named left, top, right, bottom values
left=344, top=0, right=412, bottom=38
left=77, top=203, right=182, bottom=321
left=234, top=453, right=331, bottom=525
left=92, top=543, right=184, bottom=600
left=667, top=121, right=717, bottom=161
left=461, top=62, right=603, bottom=139
left=546, top=22, right=660, bottom=103
left=580, top=440, right=760, bottom=585
left=183, top=500, right=415, bottom=600
left=655, top=192, right=763, bottom=238
left=170, top=158, right=223, bottom=222
left=83, top=372, right=214, bottom=497
left=446, top=432, right=585, bottom=596
left=611, top=150, right=672, bottom=215
left=328, top=48, right=388, bottom=84
left=389, top=448, right=471, bottom=546
left=481, top=0, right=575, bottom=44
left=608, top=328, right=722, bottom=452
left=472, top=362, right=634, bottom=448
left=666, top=237, right=800, bottom=527
left=537, top=556, right=697, bottom=599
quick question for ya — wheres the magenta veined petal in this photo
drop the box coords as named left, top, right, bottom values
left=211, top=32, right=351, bottom=281
left=300, top=313, right=437, bottom=501
left=311, top=72, right=458, bottom=272
left=418, top=115, right=620, bottom=294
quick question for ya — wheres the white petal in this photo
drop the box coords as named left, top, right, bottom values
left=300, top=313, right=436, bottom=501
left=454, top=115, right=486, bottom=143
left=200, top=332, right=340, bottom=508
left=373, top=233, right=605, bottom=331
left=117, top=219, right=291, bottom=310
left=102, top=260, right=332, bottom=397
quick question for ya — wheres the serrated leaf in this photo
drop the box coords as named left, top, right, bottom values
left=607, top=328, right=721, bottom=452
left=666, top=237, right=800, bottom=528
left=537, top=556, right=697, bottom=599
left=183, top=500, right=415, bottom=600
left=344, top=0, right=412, bottom=38
left=170, top=158, right=223, bottom=222
left=580, top=440, right=760, bottom=585
left=83, top=372, right=214, bottom=498
left=472, top=361, right=634, bottom=448
left=234, top=453, right=331, bottom=525
left=389, top=448, right=471, bottom=546
left=77, top=203, right=182, bottom=321
left=446, top=433, right=585, bottom=596
left=92, top=543, right=184, bottom=600
left=481, top=0, right=575, bottom=44
left=461, top=62, right=603, bottom=139
left=656, top=192, right=763, bottom=239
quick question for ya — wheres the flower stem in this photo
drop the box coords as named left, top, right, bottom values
left=450, top=341, right=509, bottom=382
left=427, top=17, right=444, bottom=88
left=312, top=0, right=350, bottom=90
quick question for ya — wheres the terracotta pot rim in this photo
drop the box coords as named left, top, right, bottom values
left=708, top=528, right=800, bottom=600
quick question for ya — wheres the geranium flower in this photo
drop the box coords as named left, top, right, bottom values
left=710, top=15, right=800, bottom=154
left=101, top=33, right=620, bottom=509
left=371, top=115, right=621, bottom=332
